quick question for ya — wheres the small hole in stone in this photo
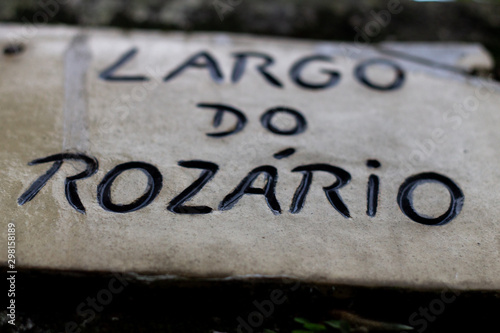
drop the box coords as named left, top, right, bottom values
left=3, top=44, right=24, bottom=55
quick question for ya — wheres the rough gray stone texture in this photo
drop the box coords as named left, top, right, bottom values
left=1, top=25, right=499, bottom=291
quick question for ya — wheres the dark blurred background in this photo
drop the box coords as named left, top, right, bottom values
left=2, top=0, right=500, bottom=79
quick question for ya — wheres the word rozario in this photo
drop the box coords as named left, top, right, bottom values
left=17, top=153, right=464, bottom=226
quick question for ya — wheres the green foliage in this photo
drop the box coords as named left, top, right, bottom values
left=325, top=320, right=351, bottom=333
left=293, top=317, right=346, bottom=333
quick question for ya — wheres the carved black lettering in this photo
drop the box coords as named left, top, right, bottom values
left=232, top=52, right=283, bottom=87
left=167, top=160, right=219, bottom=214
left=397, top=172, right=464, bottom=226
left=197, top=103, right=247, bottom=137
left=164, top=51, right=224, bottom=83
left=97, top=162, right=163, bottom=213
left=219, top=166, right=281, bottom=215
left=354, top=58, right=405, bottom=91
left=366, top=159, right=381, bottom=169
left=99, top=48, right=148, bottom=81
left=366, top=159, right=381, bottom=217
left=260, top=107, right=307, bottom=136
left=367, top=175, right=380, bottom=217
left=290, top=164, right=351, bottom=218
left=18, top=153, right=98, bottom=214
left=273, top=148, right=296, bottom=160
left=290, top=55, right=341, bottom=90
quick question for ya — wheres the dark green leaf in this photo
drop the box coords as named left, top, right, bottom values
left=294, top=317, right=311, bottom=325
left=303, top=323, right=326, bottom=331
left=325, top=320, right=342, bottom=329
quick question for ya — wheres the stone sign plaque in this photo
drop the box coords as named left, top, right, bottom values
left=1, top=25, right=499, bottom=290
